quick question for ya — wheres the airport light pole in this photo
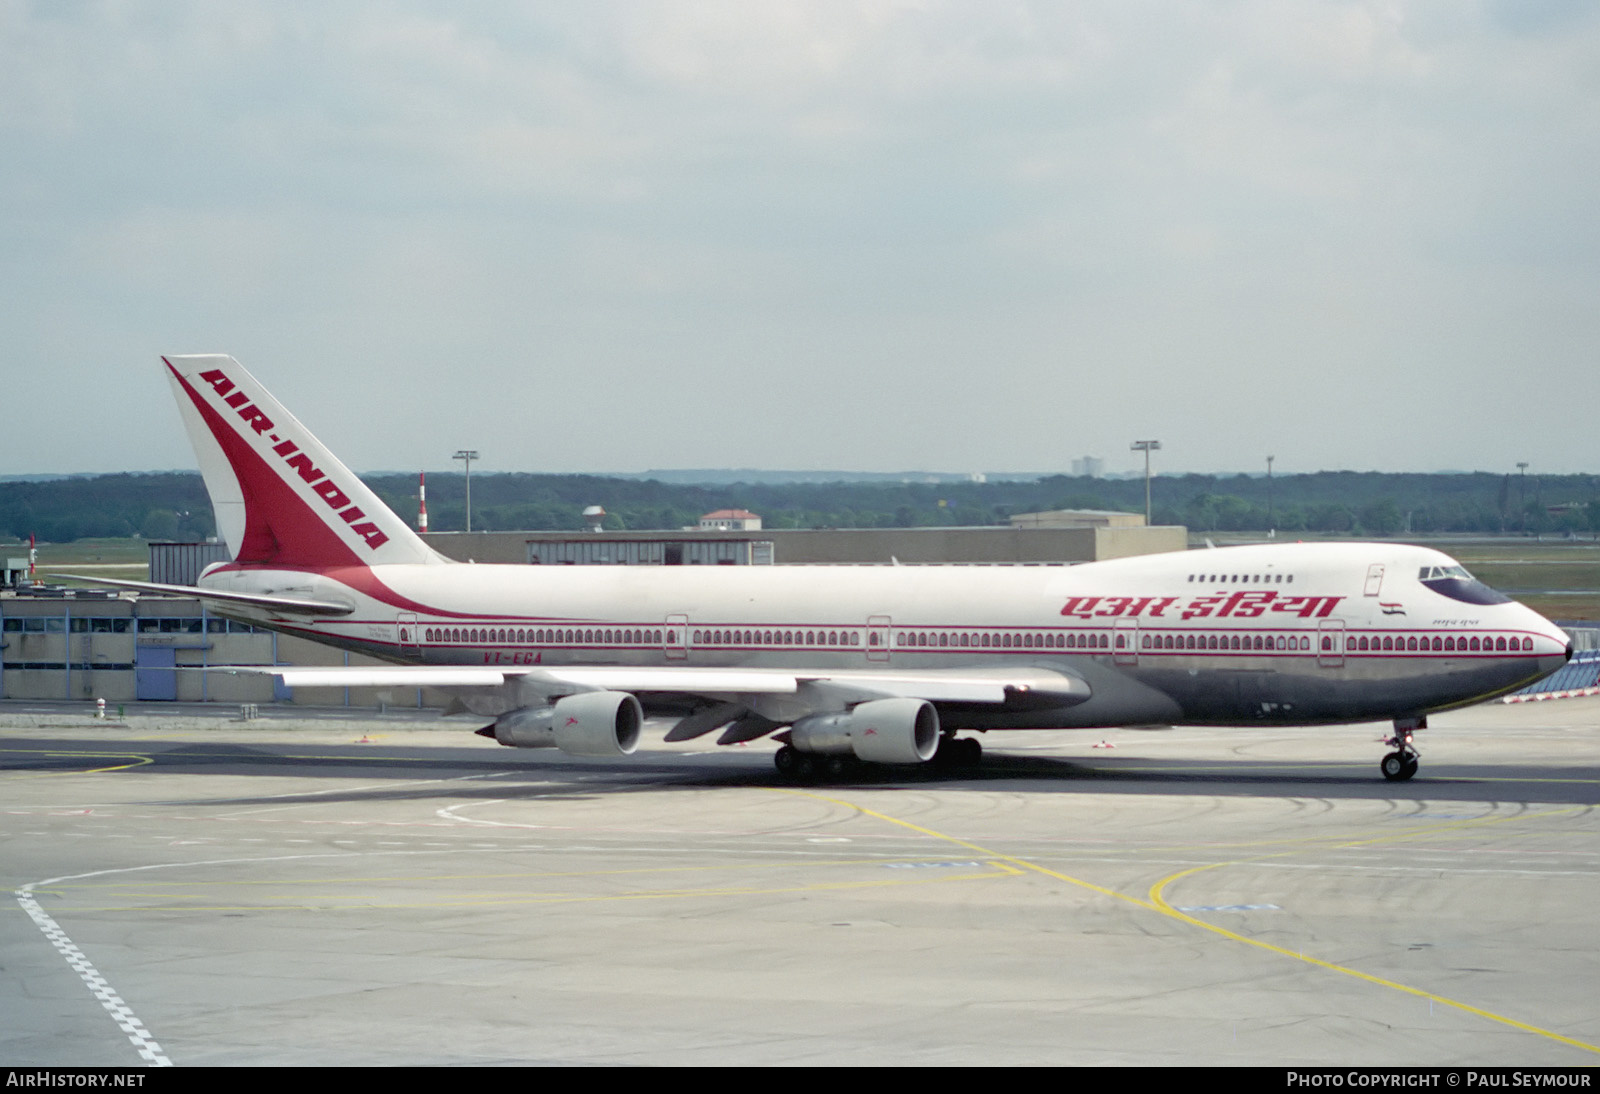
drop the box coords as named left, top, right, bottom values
left=1131, top=440, right=1161, bottom=525
left=455, top=450, right=479, bottom=533
left=1517, top=462, right=1529, bottom=534
left=1266, top=454, right=1275, bottom=536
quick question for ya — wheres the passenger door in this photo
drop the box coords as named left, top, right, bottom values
left=1113, top=618, right=1140, bottom=666
left=1318, top=620, right=1345, bottom=668
left=664, top=614, right=688, bottom=660
left=867, top=616, right=891, bottom=662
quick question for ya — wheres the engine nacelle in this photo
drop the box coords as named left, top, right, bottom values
left=787, top=698, right=939, bottom=765
left=485, top=691, right=643, bottom=757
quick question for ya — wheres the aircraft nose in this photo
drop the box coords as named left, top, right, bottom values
left=1532, top=625, right=1573, bottom=676
left=1544, top=620, right=1574, bottom=661
left=1520, top=610, right=1574, bottom=675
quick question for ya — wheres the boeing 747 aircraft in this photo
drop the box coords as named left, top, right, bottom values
left=69, top=356, right=1573, bottom=782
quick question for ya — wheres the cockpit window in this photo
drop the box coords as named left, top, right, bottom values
left=1418, top=565, right=1512, bottom=605
left=1418, top=565, right=1473, bottom=581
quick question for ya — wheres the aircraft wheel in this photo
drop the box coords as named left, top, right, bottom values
left=774, top=745, right=799, bottom=777
left=822, top=755, right=851, bottom=779
left=934, top=735, right=982, bottom=768
left=1380, top=751, right=1415, bottom=782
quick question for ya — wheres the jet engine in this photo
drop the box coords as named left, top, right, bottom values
left=787, top=698, right=940, bottom=764
left=480, top=691, right=643, bottom=756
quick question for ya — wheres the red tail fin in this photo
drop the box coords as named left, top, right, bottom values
left=164, top=355, right=443, bottom=569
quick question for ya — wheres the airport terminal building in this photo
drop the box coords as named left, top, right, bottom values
left=438, top=509, right=1182, bottom=568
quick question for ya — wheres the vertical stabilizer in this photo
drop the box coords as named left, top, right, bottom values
left=164, top=355, right=445, bottom=569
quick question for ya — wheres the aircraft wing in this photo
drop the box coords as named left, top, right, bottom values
left=220, top=663, right=1091, bottom=708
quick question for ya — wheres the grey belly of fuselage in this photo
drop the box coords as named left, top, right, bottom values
left=320, top=634, right=1557, bottom=731
left=1122, top=656, right=1554, bottom=726
left=954, top=653, right=1559, bottom=730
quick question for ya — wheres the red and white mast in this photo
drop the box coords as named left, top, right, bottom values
left=417, top=472, right=429, bottom=533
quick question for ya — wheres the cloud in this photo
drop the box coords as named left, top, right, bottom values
left=1, top=1, right=1598, bottom=476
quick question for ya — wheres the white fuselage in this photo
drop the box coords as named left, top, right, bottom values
left=202, top=540, right=1570, bottom=729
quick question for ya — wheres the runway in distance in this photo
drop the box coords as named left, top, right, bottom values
left=68, top=356, right=1573, bottom=782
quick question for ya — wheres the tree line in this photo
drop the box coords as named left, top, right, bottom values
left=2, top=469, right=1597, bottom=544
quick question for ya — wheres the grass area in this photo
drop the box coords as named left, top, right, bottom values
left=1512, top=595, right=1600, bottom=623
left=2, top=538, right=150, bottom=582
left=1390, top=539, right=1599, bottom=622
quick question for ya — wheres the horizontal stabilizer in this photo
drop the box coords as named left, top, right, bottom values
left=50, top=574, right=354, bottom=616
left=238, top=665, right=515, bottom=687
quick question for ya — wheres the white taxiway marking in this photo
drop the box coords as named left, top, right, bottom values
left=15, top=885, right=172, bottom=1067
left=12, top=850, right=361, bottom=1068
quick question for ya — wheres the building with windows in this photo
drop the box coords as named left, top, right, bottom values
left=0, top=590, right=278, bottom=703
left=0, top=588, right=456, bottom=708
left=529, top=536, right=774, bottom=566
left=431, top=521, right=1185, bottom=567
left=1007, top=509, right=1146, bottom=530
left=698, top=509, right=763, bottom=531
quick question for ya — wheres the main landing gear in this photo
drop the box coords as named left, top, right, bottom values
left=773, top=745, right=853, bottom=781
left=1380, top=718, right=1423, bottom=782
left=932, top=733, right=983, bottom=769
left=772, top=734, right=984, bottom=781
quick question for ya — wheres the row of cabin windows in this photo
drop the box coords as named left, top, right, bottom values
left=422, top=627, right=872, bottom=648
left=897, top=631, right=1106, bottom=650
left=1142, top=633, right=1311, bottom=651
left=1187, top=573, right=1294, bottom=584
left=419, top=626, right=1534, bottom=655
left=419, top=626, right=1105, bottom=650
left=696, top=629, right=861, bottom=647
left=1141, top=632, right=1531, bottom=653
left=1327, top=634, right=1533, bottom=653
left=425, top=627, right=668, bottom=645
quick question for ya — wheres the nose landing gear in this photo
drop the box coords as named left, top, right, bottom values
left=1380, top=718, right=1423, bottom=781
left=1380, top=749, right=1418, bottom=781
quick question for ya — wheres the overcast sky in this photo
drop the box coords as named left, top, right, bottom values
left=3, top=1, right=1597, bottom=479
